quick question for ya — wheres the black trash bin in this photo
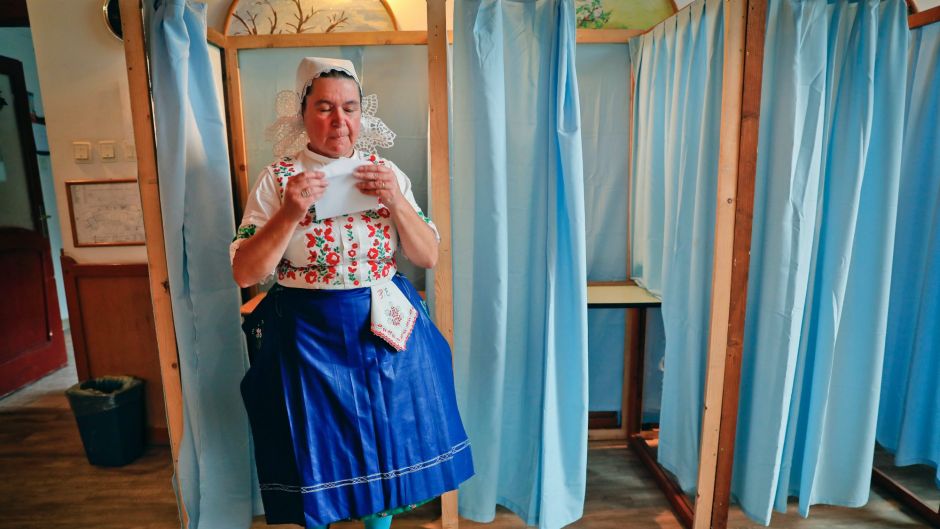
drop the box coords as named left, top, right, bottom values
left=65, top=376, right=145, bottom=467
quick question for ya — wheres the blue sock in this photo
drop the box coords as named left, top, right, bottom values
left=364, top=516, right=393, bottom=529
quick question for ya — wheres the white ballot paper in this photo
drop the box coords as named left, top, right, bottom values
left=314, top=157, right=380, bottom=220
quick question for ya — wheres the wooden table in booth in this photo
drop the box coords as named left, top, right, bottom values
left=586, top=284, right=661, bottom=441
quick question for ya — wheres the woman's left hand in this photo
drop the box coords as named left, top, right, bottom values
left=355, top=164, right=402, bottom=209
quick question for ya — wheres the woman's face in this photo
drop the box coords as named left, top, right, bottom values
left=303, top=76, right=361, bottom=158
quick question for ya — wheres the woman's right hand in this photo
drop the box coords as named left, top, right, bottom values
left=282, top=171, right=327, bottom=221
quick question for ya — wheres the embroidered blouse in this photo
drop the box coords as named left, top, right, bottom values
left=230, top=148, right=438, bottom=290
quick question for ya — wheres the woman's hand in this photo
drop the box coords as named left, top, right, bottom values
left=355, top=163, right=438, bottom=268
left=283, top=171, right=327, bottom=221
left=355, top=164, right=403, bottom=210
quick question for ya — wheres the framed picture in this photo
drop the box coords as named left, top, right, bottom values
left=65, top=179, right=145, bottom=247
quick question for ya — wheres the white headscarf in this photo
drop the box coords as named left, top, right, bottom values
left=294, top=57, right=362, bottom=98
left=266, top=56, right=395, bottom=157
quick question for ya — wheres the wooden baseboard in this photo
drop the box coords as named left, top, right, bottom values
left=589, top=411, right=620, bottom=429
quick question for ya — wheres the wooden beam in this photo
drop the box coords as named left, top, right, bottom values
left=224, top=29, right=642, bottom=47
left=709, top=1, right=766, bottom=528
left=910, top=5, right=940, bottom=28
left=379, top=0, right=400, bottom=30
left=223, top=47, right=250, bottom=215
left=576, top=29, right=643, bottom=43
left=871, top=468, right=940, bottom=528
left=625, top=308, right=646, bottom=435
left=691, top=1, right=746, bottom=528
left=207, top=27, right=226, bottom=48
left=427, top=1, right=457, bottom=528
left=630, top=434, right=695, bottom=528
left=427, top=0, right=454, bottom=348
left=626, top=69, right=636, bottom=276
left=227, top=31, right=429, bottom=49
left=118, top=0, right=188, bottom=527
left=222, top=0, right=239, bottom=35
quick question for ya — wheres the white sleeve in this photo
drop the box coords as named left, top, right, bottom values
left=388, top=161, right=440, bottom=242
left=229, top=168, right=282, bottom=264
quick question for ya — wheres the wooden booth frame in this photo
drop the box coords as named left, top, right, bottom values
left=119, top=0, right=940, bottom=528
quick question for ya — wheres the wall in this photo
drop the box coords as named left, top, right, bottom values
left=0, top=27, right=67, bottom=319
left=26, top=0, right=144, bottom=265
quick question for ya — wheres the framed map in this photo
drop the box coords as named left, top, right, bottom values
left=66, top=179, right=145, bottom=247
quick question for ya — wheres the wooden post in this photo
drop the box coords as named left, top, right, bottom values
left=223, top=46, right=250, bottom=215
left=709, top=1, right=766, bottom=528
left=625, top=308, right=646, bottom=436
left=118, top=0, right=188, bottom=527
left=427, top=0, right=454, bottom=346
left=426, top=1, right=458, bottom=528
left=691, top=0, right=746, bottom=528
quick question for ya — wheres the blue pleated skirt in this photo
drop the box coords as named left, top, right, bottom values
left=241, top=274, right=474, bottom=528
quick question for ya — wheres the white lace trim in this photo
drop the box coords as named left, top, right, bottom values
left=265, top=92, right=396, bottom=158
left=259, top=439, right=470, bottom=494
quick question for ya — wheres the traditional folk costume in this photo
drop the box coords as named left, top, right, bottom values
left=232, top=58, right=473, bottom=528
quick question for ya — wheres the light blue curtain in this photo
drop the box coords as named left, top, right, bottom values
left=877, top=21, right=940, bottom=488
left=577, top=43, right=630, bottom=414
left=149, top=2, right=256, bottom=527
left=628, top=0, right=724, bottom=492
left=732, top=0, right=909, bottom=523
left=451, top=1, right=589, bottom=528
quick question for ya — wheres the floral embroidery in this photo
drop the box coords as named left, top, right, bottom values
left=234, top=224, right=257, bottom=241
left=250, top=150, right=437, bottom=289
left=271, top=157, right=298, bottom=199
left=385, top=305, right=403, bottom=327
left=277, top=258, right=342, bottom=287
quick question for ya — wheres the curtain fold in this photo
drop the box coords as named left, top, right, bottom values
left=148, top=1, right=255, bottom=527
left=877, top=21, right=940, bottom=488
left=577, top=43, right=631, bottom=414
left=451, top=1, right=589, bottom=528
left=628, top=0, right=724, bottom=492
left=733, top=0, right=909, bottom=523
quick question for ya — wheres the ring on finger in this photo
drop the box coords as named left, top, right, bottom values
left=301, top=189, right=310, bottom=198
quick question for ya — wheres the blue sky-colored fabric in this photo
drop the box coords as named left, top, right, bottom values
left=578, top=43, right=630, bottom=413
left=629, top=0, right=724, bottom=493
left=877, top=20, right=940, bottom=489
left=733, top=0, right=909, bottom=523
left=451, top=1, right=589, bottom=528
left=149, top=1, right=255, bottom=527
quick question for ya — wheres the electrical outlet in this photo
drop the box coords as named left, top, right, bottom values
left=123, top=140, right=137, bottom=161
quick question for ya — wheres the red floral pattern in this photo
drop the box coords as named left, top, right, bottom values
left=254, top=153, right=435, bottom=289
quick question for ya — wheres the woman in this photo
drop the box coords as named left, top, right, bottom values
left=231, top=57, right=473, bottom=529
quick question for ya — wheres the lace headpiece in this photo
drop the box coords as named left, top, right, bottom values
left=266, top=57, right=395, bottom=157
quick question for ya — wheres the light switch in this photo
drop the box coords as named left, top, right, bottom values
left=98, top=141, right=117, bottom=162
left=72, top=141, right=92, bottom=163
left=123, top=140, right=136, bottom=161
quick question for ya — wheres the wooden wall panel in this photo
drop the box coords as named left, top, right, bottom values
left=61, top=255, right=167, bottom=445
